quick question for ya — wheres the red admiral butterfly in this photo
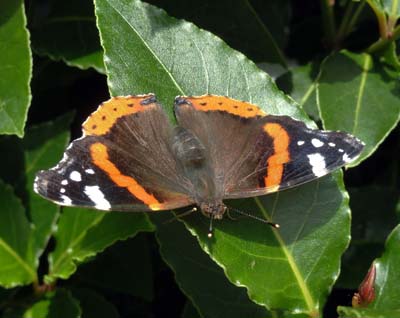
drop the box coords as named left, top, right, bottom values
left=34, top=95, right=364, bottom=222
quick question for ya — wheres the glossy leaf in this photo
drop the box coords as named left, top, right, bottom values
left=185, top=175, right=349, bottom=316
left=0, top=0, right=32, bottom=137
left=317, top=51, right=400, bottom=166
left=73, top=234, right=154, bottom=301
left=28, top=0, right=104, bottom=73
left=147, top=0, right=289, bottom=66
left=95, top=0, right=352, bottom=315
left=95, top=0, right=307, bottom=124
left=372, top=224, right=400, bottom=308
left=46, top=208, right=154, bottom=282
left=23, top=289, right=81, bottom=318
left=0, top=181, right=36, bottom=287
left=154, top=214, right=270, bottom=318
left=338, top=225, right=400, bottom=317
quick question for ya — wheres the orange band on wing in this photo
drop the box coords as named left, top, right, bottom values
left=184, top=95, right=266, bottom=118
left=83, top=95, right=155, bottom=136
left=90, top=142, right=161, bottom=210
left=263, top=123, right=290, bottom=188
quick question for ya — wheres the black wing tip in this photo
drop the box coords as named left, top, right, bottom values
left=33, top=170, right=52, bottom=197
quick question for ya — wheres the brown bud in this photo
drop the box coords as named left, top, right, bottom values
left=352, top=264, right=376, bottom=307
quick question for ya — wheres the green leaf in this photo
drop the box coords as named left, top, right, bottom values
left=95, top=0, right=352, bottom=315
left=95, top=0, right=307, bottom=123
left=276, top=63, right=320, bottom=121
left=338, top=307, right=400, bottom=318
left=0, top=0, right=32, bottom=137
left=0, top=114, right=72, bottom=272
left=372, top=224, right=400, bottom=309
left=317, top=51, right=400, bottom=166
left=0, top=181, right=36, bottom=287
left=147, top=0, right=289, bottom=66
left=23, top=289, right=81, bottom=318
left=154, top=214, right=270, bottom=318
left=73, top=234, right=154, bottom=301
left=338, top=224, right=400, bottom=317
left=72, top=288, right=119, bottom=318
left=185, top=174, right=349, bottom=316
left=338, top=186, right=399, bottom=288
left=46, top=208, right=154, bottom=282
left=28, top=0, right=104, bottom=73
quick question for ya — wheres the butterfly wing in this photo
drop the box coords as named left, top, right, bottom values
left=174, top=95, right=364, bottom=200
left=225, top=114, right=364, bottom=198
left=34, top=95, right=194, bottom=211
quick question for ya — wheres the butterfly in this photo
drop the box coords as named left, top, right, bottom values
left=34, top=94, right=364, bottom=224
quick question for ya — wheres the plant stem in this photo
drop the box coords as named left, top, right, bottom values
left=367, top=24, right=400, bottom=53
left=367, top=0, right=389, bottom=38
left=321, top=0, right=336, bottom=47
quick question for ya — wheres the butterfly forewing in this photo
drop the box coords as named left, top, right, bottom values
left=35, top=95, right=194, bottom=211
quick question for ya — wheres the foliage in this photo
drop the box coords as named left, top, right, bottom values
left=0, top=0, right=399, bottom=317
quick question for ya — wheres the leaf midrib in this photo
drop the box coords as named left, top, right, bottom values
left=254, top=196, right=316, bottom=313
left=104, top=0, right=185, bottom=95
left=0, top=237, right=36, bottom=281
left=50, top=213, right=104, bottom=276
left=352, top=54, right=371, bottom=135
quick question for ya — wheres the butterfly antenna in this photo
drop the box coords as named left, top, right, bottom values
left=208, top=216, right=214, bottom=238
left=227, top=206, right=280, bottom=229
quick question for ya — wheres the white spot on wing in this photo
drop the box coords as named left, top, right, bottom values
left=307, top=153, right=327, bottom=177
left=338, top=148, right=344, bottom=153
left=328, top=142, right=336, bottom=147
left=311, top=138, right=324, bottom=148
left=343, top=153, right=352, bottom=163
left=61, top=179, right=68, bottom=185
left=61, top=195, right=73, bottom=205
left=85, top=168, right=95, bottom=174
left=33, top=176, right=39, bottom=193
left=84, top=186, right=111, bottom=210
left=297, top=140, right=305, bottom=146
left=60, top=188, right=66, bottom=193
left=69, top=171, right=82, bottom=182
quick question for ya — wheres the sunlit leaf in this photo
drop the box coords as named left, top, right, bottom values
left=317, top=51, right=400, bottom=166
left=0, top=0, right=32, bottom=137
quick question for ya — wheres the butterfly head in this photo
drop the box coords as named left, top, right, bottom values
left=199, top=201, right=227, bottom=220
